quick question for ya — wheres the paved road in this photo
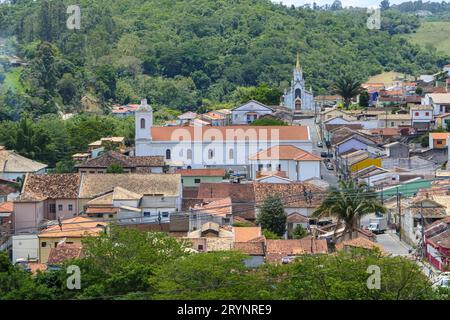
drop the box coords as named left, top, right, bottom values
left=297, top=117, right=339, bottom=185
left=376, top=230, right=412, bottom=257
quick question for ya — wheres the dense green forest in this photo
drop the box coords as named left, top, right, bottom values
left=1, top=226, right=448, bottom=300
left=0, top=0, right=449, bottom=122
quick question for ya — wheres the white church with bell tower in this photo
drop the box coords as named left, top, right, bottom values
left=282, top=53, right=314, bottom=111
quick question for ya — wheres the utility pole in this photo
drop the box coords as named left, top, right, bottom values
left=420, top=201, right=425, bottom=259
left=397, top=188, right=402, bottom=241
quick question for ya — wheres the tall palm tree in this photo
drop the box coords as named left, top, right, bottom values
left=333, top=76, right=362, bottom=109
left=312, top=180, right=385, bottom=240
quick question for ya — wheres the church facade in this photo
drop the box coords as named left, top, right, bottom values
left=282, top=54, right=314, bottom=111
left=134, top=100, right=313, bottom=171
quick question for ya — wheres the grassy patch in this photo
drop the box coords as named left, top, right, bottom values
left=404, top=21, right=450, bottom=54
left=3, top=67, right=25, bottom=94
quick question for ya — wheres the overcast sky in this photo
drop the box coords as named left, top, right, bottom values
left=275, top=0, right=435, bottom=8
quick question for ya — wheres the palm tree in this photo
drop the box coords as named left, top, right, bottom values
left=333, top=75, right=362, bottom=109
left=312, top=180, right=385, bottom=240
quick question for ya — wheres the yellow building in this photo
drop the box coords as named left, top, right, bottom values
left=350, top=157, right=382, bottom=172
left=38, top=216, right=107, bottom=263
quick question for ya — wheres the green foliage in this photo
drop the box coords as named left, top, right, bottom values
left=333, top=75, right=363, bottom=108
left=313, top=180, right=386, bottom=239
left=232, top=84, right=282, bottom=105
left=262, top=229, right=281, bottom=240
left=155, top=251, right=271, bottom=300
left=71, top=225, right=189, bottom=299
left=232, top=221, right=254, bottom=227
left=0, top=114, right=135, bottom=167
left=419, top=133, right=430, bottom=147
left=0, top=252, right=54, bottom=300
left=415, top=86, right=423, bottom=95
left=291, top=225, right=308, bottom=239
left=0, top=238, right=445, bottom=300
left=106, top=163, right=124, bottom=174
left=0, top=0, right=448, bottom=117
left=359, top=90, right=370, bottom=108
left=271, top=250, right=435, bottom=300
left=251, top=117, right=287, bottom=126
left=257, top=195, right=287, bottom=237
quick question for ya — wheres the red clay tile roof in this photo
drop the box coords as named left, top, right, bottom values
left=39, top=216, right=107, bottom=238
left=286, top=212, right=309, bottom=223
left=76, top=151, right=164, bottom=168
left=150, top=125, right=310, bottom=141
left=234, top=227, right=262, bottom=242
left=175, top=168, right=226, bottom=177
left=21, top=173, right=81, bottom=200
left=0, top=201, right=13, bottom=212
left=233, top=242, right=265, bottom=255
left=47, top=243, right=84, bottom=265
left=249, top=145, right=321, bottom=161
left=85, top=207, right=118, bottom=214
left=198, top=183, right=255, bottom=203
left=197, top=183, right=256, bottom=220
left=0, top=184, right=16, bottom=196
left=193, top=197, right=232, bottom=217
left=265, top=239, right=328, bottom=262
left=253, top=182, right=325, bottom=208
left=335, top=237, right=386, bottom=253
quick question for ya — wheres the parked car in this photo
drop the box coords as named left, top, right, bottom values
left=317, top=141, right=323, bottom=148
left=434, top=273, right=449, bottom=288
left=326, top=163, right=334, bottom=170
left=281, top=256, right=296, bottom=264
left=320, top=151, right=328, bottom=158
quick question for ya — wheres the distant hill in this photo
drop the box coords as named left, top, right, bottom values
left=404, top=21, right=450, bottom=54
left=0, top=0, right=449, bottom=119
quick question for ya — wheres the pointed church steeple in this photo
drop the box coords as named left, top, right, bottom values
left=296, top=52, right=301, bottom=70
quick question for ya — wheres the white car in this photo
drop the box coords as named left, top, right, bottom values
left=435, top=273, right=449, bottom=288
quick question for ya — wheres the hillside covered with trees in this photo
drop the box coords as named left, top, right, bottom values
left=0, top=0, right=449, bottom=121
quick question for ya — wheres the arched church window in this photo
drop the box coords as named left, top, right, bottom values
left=166, top=149, right=171, bottom=160
left=208, top=149, right=214, bottom=159
left=140, top=118, right=146, bottom=129
left=229, top=148, right=234, bottom=159
left=187, top=149, right=192, bottom=160
left=295, top=88, right=301, bottom=99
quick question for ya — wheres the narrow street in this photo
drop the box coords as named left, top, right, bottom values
left=297, top=117, right=339, bottom=185
left=376, top=230, right=412, bottom=257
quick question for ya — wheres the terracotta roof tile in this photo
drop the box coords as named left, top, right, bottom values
left=193, top=197, right=232, bottom=217
left=38, top=216, right=107, bottom=238
left=150, top=125, right=310, bottom=141
left=335, top=237, right=386, bottom=253
left=233, top=227, right=262, bottom=242
left=233, top=242, right=265, bottom=255
left=175, top=169, right=226, bottom=177
left=254, top=182, right=326, bottom=208
left=76, top=151, right=164, bottom=168
left=249, top=145, right=321, bottom=161
left=265, top=239, right=328, bottom=262
left=0, top=201, right=13, bottom=212
left=79, top=173, right=181, bottom=198
left=21, top=173, right=81, bottom=200
left=47, top=243, right=84, bottom=265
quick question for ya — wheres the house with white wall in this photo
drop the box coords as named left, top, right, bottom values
left=422, top=93, right=450, bottom=115
left=249, top=145, right=321, bottom=181
left=134, top=100, right=312, bottom=170
left=0, top=147, right=47, bottom=182
left=410, top=105, right=434, bottom=132
left=231, top=100, right=274, bottom=125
